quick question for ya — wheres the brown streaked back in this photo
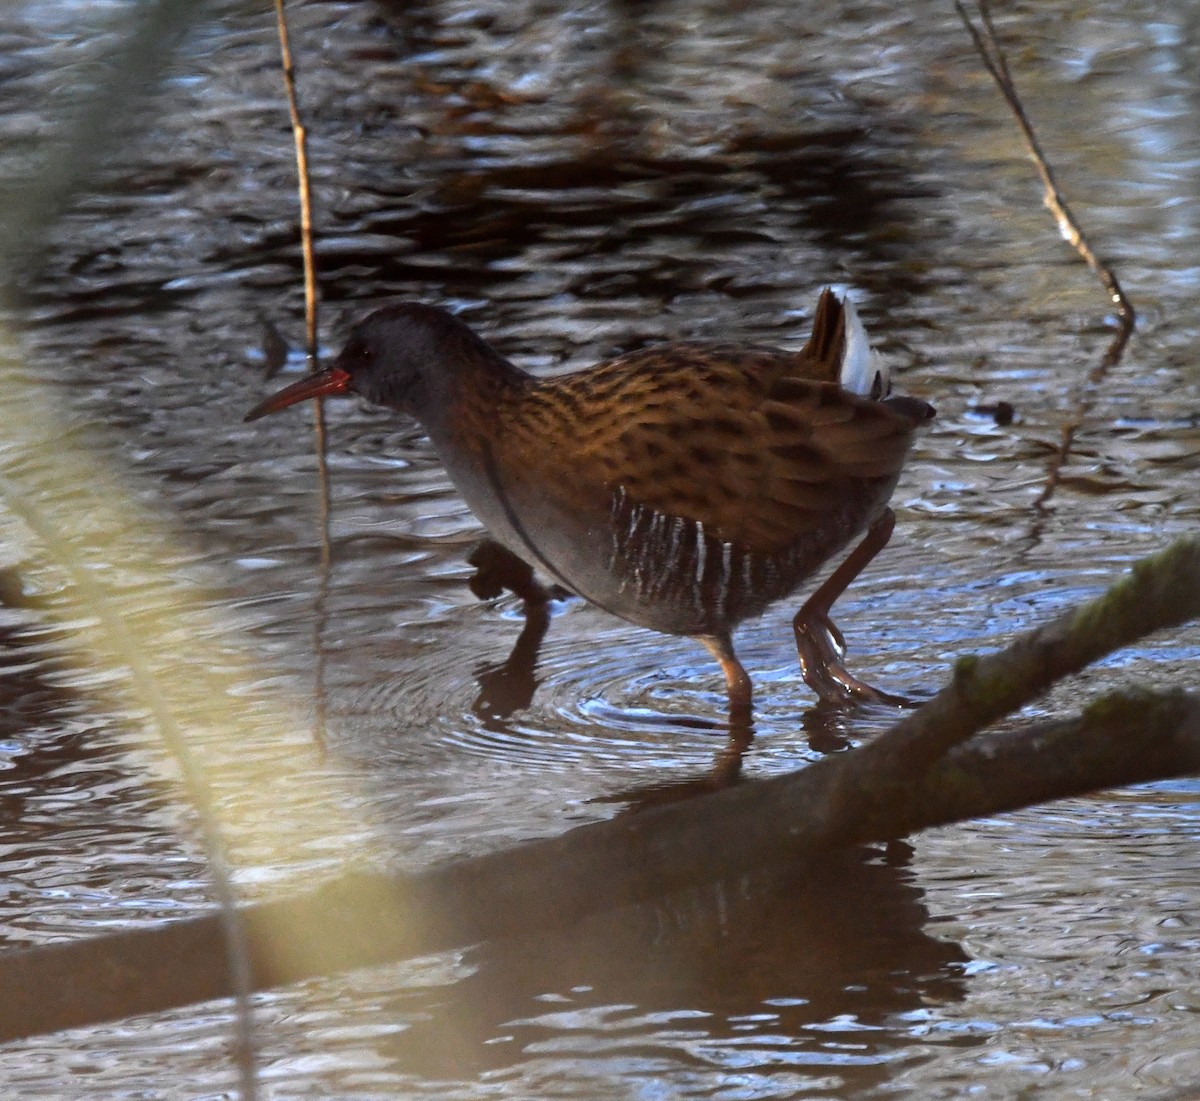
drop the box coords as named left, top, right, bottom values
left=496, top=339, right=923, bottom=556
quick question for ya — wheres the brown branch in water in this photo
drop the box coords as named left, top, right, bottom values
left=273, top=0, right=334, bottom=751
left=0, top=686, right=1197, bottom=1043
left=273, top=0, right=319, bottom=361
left=1030, top=343, right=1122, bottom=515
left=954, top=0, right=1136, bottom=511
left=836, top=533, right=1200, bottom=787
left=0, top=537, right=1198, bottom=1041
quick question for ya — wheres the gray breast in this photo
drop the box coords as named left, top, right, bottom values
left=600, top=486, right=861, bottom=636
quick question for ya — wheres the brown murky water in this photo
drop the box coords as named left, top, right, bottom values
left=1, top=0, right=1199, bottom=1097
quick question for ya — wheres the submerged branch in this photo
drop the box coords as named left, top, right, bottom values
left=0, top=687, right=1196, bottom=1043
left=1, top=538, right=1198, bottom=1043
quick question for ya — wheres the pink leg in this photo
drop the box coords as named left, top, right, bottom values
left=699, top=632, right=754, bottom=779
left=700, top=632, right=754, bottom=733
left=792, top=508, right=913, bottom=708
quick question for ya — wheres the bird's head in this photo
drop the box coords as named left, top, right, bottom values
left=244, top=303, right=501, bottom=423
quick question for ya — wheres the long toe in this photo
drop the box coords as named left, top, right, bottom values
left=794, top=612, right=915, bottom=709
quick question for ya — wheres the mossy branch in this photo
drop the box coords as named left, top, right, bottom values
left=0, top=684, right=1197, bottom=1043
left=852, top=535, right=1200, bottom=783
left=1, top=536, right=1198, bottom=1042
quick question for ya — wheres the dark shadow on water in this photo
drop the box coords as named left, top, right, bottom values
left=313, top=6, right=937, bottom=318
left=0, top=580, right=88, bottom=782
left=799, top=693, right=930, bottom=756
left=588, top=738, right=751, bottom=810
left=591, top=693, right=926, bottom=811
left=470, top=603, right=550, bottom=726
left=368, top=841, right=971, bottom=1086
left=467, top=538, right=561, bottom=726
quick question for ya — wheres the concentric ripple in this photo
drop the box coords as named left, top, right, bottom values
left=335, top=601, right=734, bottom=771
left=324, top=586, right=923, bottom=783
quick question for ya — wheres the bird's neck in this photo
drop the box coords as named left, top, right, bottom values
left=417, top=342, right=532, bottom=444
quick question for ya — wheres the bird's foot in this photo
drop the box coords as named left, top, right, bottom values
left=793, top=611, right=915, bottom=709
left=467, top=539, right=558, bottom=607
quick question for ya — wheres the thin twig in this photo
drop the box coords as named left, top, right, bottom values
left=273, top=0, right=319, bottom=360
left=956, top=0, right=1135, bottom=331
left=1030, top=343, right=1122, bottom=514
left=1, top=487, right=259, bottom=1101
left=274, top=0, right=333, bottom=749
left=955, top=0, right=1136, bottom=512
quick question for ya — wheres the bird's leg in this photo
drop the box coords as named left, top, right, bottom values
left=466, top=540, right=557, bottom=721
left=700, top=632, right=754, bottom=735
left=793, top=508, right=913, bottom=708
left=467, top=539, right=554, bottom=608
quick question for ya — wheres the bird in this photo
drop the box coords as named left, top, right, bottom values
left=245, top=289, right=934, bottom=729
